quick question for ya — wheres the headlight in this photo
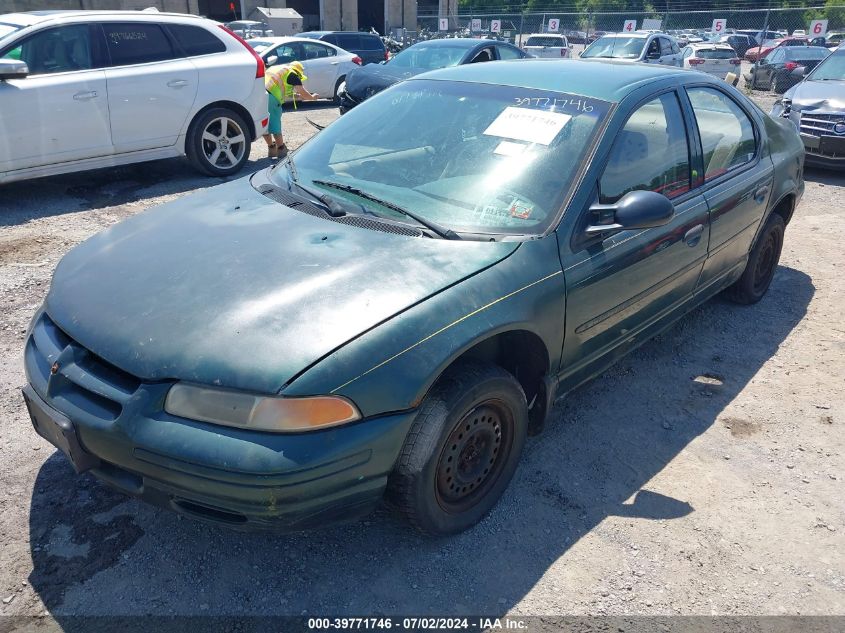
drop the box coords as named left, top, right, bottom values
left=164, top=383, right=361, bottom=432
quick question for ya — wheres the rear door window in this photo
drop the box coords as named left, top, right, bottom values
left=335, top=33, right=360, bottom=50
left=359, top=35, right=384, bottom=50
left=166, top=24, right=225, bottom=56
left=495, top=44, right=523, bottom=59
left=102, top=22, right=176, bottom=65
left=301, top=41, right=335, bottom=59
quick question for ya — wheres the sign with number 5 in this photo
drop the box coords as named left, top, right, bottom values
left=810, top=19, right=828, bottom=37
left=712, top=19, right=726, bottom=34
left=623, top=19, right=637, bottom=33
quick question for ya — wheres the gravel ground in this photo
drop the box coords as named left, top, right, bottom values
left=0, top=92, right=843, bottom=624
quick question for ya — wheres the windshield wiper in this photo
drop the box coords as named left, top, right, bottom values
left=312, top=179, right=462, bottom=240
left=281, top=158, right=350, bottom=217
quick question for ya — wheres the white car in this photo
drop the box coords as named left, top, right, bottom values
left=0, top=10, right=269, bottom=184
left=248, top=36, right=362, bottom=102
left=522, top=33, right=571, bottom=58
left=580, top=31, right=683, bottom=66
left=680, top=42, right=741, bottom=78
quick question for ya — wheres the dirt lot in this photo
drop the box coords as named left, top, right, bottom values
left=0, top=93, right=843, bottom=624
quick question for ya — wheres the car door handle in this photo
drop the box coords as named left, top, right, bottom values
left=73, top=91, right=98, bottom=101
left=683, top=224, right=705, bottom=247
left=167, top=79, right=189, bottom=88
left=754, top=186, right=770, bottom=203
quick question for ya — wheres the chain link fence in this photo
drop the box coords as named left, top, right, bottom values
left=410, top=7, right=842, bottom=48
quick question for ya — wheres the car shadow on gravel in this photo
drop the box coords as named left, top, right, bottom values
left=26, top=266, right=813, bottom=620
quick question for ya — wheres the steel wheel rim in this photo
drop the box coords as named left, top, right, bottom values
left=435, top=400, right=514, bottom=514
left=201, top=117, right=246, bottom=168
left=753, top=231, right=777, bottom=294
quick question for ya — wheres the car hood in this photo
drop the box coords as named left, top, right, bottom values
left=45, top=175, right=519, bottom=394
left=345, top=63, right=427, bottom=97
left=787, top=79, right=845, bottom=109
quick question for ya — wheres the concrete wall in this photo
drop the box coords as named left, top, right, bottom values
left=385, top=0, right=415, bottom=31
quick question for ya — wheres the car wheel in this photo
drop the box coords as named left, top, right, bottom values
left=725, top=213, right=785, bottom=305
left=333, top=77, right=346, bottom=105
left=386, top=360, right=528, bottom=536
left=186, top=107, right=251, bottom=177
left=773, top=75, right=788, bottom=94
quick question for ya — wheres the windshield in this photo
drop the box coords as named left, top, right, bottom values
left=526, top=36, right=564, bottom=47
left=808, top=51, right=845, bottom=80
left=695, top=48, right=736, bottom=59
left=581, top=36, right=645, bottom=59
left=267, top=80, right=611, bottom=237
left=0, top=22, right=23, bottom=45
left=388, top=44, right=468, bottom=69
left=248, top=39, right=274, bottom=53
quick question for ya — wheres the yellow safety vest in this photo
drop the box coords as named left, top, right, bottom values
left=265, top=65, right=300, bottom=107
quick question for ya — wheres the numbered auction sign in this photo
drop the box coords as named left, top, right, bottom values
left=491, top=19, right=501, bottom=33
left=471, top=18, right=481, bottom=32
left=810, top=19, right=828, bottom=37
left=712, top=18, right=726, bottom=34
left=641, top=18, right=662, bottom=30
left=439, top=18, right=448, bottom=31
left=623, top=19, right=637, bottom=33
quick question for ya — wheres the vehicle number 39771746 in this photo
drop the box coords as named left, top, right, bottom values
left=513, top=97, right=594, bottom=112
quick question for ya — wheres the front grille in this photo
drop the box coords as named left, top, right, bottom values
left=26, top=313, right=141, bottom=422
left=800, top=111, right=845, bottom=138
left=259, top=185, right=424, bottom=238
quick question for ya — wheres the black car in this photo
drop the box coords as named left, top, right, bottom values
left=746, top=46, right=831, bottom=93
left=297, top=31, right=387, bottom=64
left=338, top=38, right=528, bottom=113
left=720, top=33, right=755, bottom=58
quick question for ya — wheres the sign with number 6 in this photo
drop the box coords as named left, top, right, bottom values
left=712, top=19, right=726, bottom=34
left=491, top=19, right=501, bottom=33
left=623, top=19, right=637, bottom=33
left=548, top=19, right=559, bottom=32
left=810, top=19, right=828, bottom=37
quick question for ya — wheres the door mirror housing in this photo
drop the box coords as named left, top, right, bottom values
left=0, top=59, right=29, bottom=80
left=266, top=54, right=278, bottom=66
left=586, top=190, right=675, bottom=235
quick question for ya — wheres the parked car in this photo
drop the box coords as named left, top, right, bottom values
left=736, top=29, right=784, bottom=46
left=297, top=31, right=387, bottom=64
left=580, top=31, right=682, bottom=66
left=772, top=47, right=845, bottom=168
left=338, top=38, right=527, bottom=113
left=522, top=33, right=571, bottom=58
left=225, top=20, right=272, bottom=39
left=562, top=29, right=588, bottom=45
left=681, top=42, right=741, bottom=78
left=0, top=10, right=268, bottom=184
left=745, top=46, right=830, bottom=93
left=23, top=60, right=804, bottom=535
left=792, top=29, right=806, bottom=37
left=719, top=33, right=756, bottom=58
left=248, top=36, right=361, bottom=102
left=810, top=32, right=845, bottom=49
left=745, top=37, right=808, bottom=62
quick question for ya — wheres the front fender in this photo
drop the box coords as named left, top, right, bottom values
left=282, top=237, right=567, bottom=418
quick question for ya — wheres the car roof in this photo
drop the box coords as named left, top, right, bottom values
left=408, top=38, right=502, bottom=49
left=416, top=59, right=706, bottom=103
left=299, top=30, right=379, bottom=36
left=1, top=10, right=206, bottom=26
left=688, top=42, right=734, bottom=48
left=526, top=33, right=565, bottom=37
left=598, top=31, right=651, bottom=39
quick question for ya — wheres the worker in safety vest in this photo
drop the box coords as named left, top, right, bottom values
left=264, top=61, right=319, bottom=160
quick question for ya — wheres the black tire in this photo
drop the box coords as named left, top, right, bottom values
left=725, top=213, right=785, bottom=305
left=386, top=361, right=528, bottom=536
left=773, top=75, right=788, bottom=94
left=186, top=107, right=251, bottom=177
left=333, top=77, right=346, bottom=105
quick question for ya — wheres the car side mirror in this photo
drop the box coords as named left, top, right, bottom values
left=791, top=66, right=805, bottom=78
left=0, top=59, right=29, bottom=80
left=586, top=190, right=675, bottom=235
left=266, top=55, right=278, bottom=66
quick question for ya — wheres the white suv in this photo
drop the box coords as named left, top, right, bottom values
left=0, top=11, right=269, bottom=184
left=522, top=34, right=571, bottom=58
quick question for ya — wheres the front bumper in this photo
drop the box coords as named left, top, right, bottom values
left=24, top=312, right=416, bottom=531
left=801, top=133, right=845, bottom=169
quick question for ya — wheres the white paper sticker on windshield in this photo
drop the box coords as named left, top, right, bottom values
left=493, top=141, right=527, bottom=157
left=484, top=107, right=572, bottom=146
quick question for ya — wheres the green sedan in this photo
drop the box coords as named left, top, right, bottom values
left=23, top=60, right=804, bottom=535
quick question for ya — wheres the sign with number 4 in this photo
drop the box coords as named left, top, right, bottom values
left=712, top=19, right=726, bottom=34
left=548, top=19, right=559, bottom=32
left=491, top=19, right=501, bottom=33
left=439, top=18, right=448, bottom=31
left=810, top=19, right=828, bottom=37
left=623, top=19, right=637, bottom=33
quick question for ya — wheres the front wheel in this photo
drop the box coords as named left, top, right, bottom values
left=186, top=107, right=251, bottom=177
left=725, top=213, right=785, bottom=304
left=333, top=77, right=346, bottom=105
left=386, top=361, right=528, bottom=535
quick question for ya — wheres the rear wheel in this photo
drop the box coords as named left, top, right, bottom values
left=387, top=361, right=528, bottom=536
left=186, top=107, right=251, bottom=177
left=725, top=214, right=785, bottom=304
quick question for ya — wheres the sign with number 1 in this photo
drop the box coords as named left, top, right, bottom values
left=623, top=19, right=637, bottom=33
left=439, top=18, right=448, bottom=31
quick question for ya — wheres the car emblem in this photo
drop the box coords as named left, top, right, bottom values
left=834, top=122, right=845, bottom=135
left=50, top=362, right=60, bottom=375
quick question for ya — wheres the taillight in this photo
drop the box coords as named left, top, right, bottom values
left=218, top=25, right=265, bottom=79
left=560, top=47, right=566, bottom=56
left=352, top=55, right=363, bottom=65
left=730, top=58, right=741, bottom=65
left=689, top=58, right=705, bottom=65
left=384, top=50, right=391, bottom=61
left=784, top=61, right=799, bottom=71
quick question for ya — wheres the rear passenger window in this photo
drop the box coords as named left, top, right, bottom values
left=359, top=35, right=384, bottom=50
left=102, top=23, right=175, bottom=66
left=686, top=87, right=756, bottom=180
left=167, top=24, right=225, bottom=56
left=599, top=92, right=691, bottom=204
left=335, top=34, right=360, bottom=50
left=301, top=41, right=335, bottom=59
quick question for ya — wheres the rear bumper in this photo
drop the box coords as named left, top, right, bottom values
left=24, top=337, right=416, bottom=531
